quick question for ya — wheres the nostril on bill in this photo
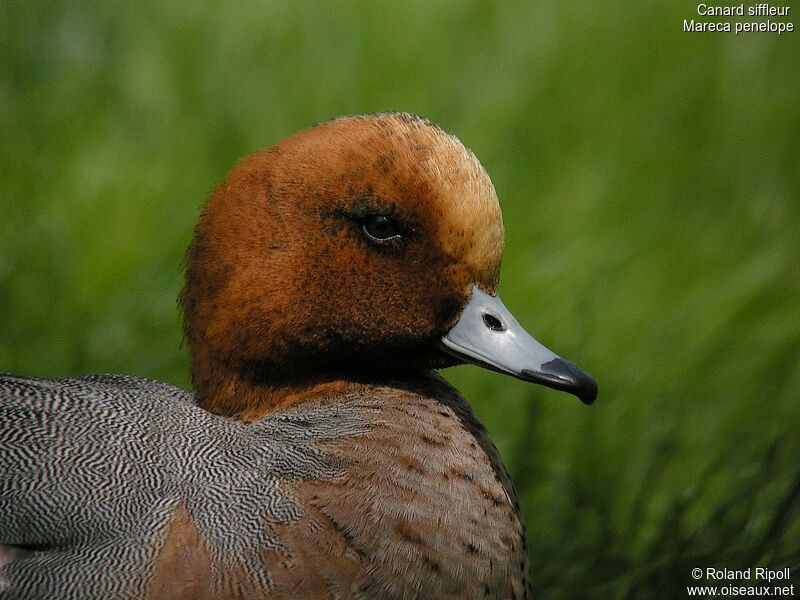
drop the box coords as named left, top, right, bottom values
left=482, top=313, right=505, bottom=332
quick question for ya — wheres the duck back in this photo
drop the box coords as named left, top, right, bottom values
left=0, top=374, right=528, bottom=599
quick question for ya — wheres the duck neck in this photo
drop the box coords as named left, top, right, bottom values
left=191, top=346, right=430, bottom=420
left=191, top=358, right=354, bottom=421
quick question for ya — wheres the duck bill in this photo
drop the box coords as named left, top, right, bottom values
left=441, top=285, right=597, bottom=405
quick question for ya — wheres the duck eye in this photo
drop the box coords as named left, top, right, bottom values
left=360, top=214, right=401, bottom=243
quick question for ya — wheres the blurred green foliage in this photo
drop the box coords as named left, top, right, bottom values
left=1, top=1, right=798, bottom=597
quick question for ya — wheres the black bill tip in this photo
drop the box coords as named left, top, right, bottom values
left=521, top=358, right=598, bottom=405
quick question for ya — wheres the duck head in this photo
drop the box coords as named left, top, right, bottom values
left=180, top=113, right=596, bottom=418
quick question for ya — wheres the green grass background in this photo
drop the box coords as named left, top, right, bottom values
left=1, top=2, right=798, bottom=597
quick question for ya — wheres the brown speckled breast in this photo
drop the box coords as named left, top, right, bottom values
left=151, top=374, right=529, bottom=599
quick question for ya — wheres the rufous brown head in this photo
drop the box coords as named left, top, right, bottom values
left=181, top=113, right=596, bottom=413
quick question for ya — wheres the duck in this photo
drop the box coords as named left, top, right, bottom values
left=0, top=112, right=596, bottom=599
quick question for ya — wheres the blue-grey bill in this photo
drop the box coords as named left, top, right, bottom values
left=441, top=285, right=597, bottom=405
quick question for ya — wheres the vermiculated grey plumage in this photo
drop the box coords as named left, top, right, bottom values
left=0, top=375, right=369, bottom=598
